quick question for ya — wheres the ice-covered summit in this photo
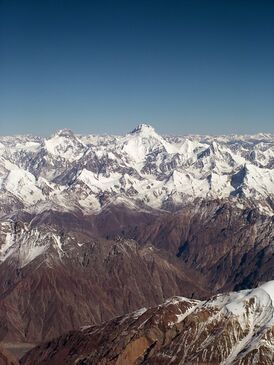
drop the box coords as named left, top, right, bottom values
left=44, top=128, right=86, bottom=161
left=130, top=123, right=156, bottom=135
left=52, top=128, right=76, bottom=138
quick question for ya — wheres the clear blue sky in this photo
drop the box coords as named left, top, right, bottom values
left=0, top=0, right=273, bottom=136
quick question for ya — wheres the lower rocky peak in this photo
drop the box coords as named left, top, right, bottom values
left=21, top=282, right=274, bottom=365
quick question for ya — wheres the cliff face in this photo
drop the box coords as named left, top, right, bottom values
left=21, top=282, right=274, bottom=365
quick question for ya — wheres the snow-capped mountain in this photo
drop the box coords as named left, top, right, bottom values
left=21, top=281, right=274, bottom=365
left=0, top=124, right=273, bottom=216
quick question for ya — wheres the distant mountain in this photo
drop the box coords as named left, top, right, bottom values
left=21, top=281, right=274, bottom=365
left=0, top=124, right=273, bottom=216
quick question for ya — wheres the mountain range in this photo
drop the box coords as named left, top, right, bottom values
left=0, top=125, right=273, bottom=364
left=0, top=124, right=273, bottom=217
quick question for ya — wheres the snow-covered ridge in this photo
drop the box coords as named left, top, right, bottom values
left=60, top=281, right=274, bottom=365
left=0, top=220, right=67, bottom=266
left=0, top=124, right=273, bottom=215
left=136, top=282, right=274, bottom=364
left=162, top=281, right=274, bottom=328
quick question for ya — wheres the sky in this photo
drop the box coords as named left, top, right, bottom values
left=0, top=0, right=273, bottom=136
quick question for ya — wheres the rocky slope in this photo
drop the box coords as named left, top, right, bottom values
left=0, top=201, right=273, bottom=343
left=123, top=200, right=274, bottom=293
left=0, top=346, right=18, bottom=365
left=21, top=281, right=274, bottom=365
left=0, top=210, right=208, bottom=342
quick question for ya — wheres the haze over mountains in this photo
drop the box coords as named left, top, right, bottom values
left=0, top=125, right=273, bottom=364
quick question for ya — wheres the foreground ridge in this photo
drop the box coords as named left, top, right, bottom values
left=21, top=281, right=274, bottom=365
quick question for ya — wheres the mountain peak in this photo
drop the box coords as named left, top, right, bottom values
left=130, top=123, right=155, bottom=135
left=53, top=129, right=75, bottom=138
